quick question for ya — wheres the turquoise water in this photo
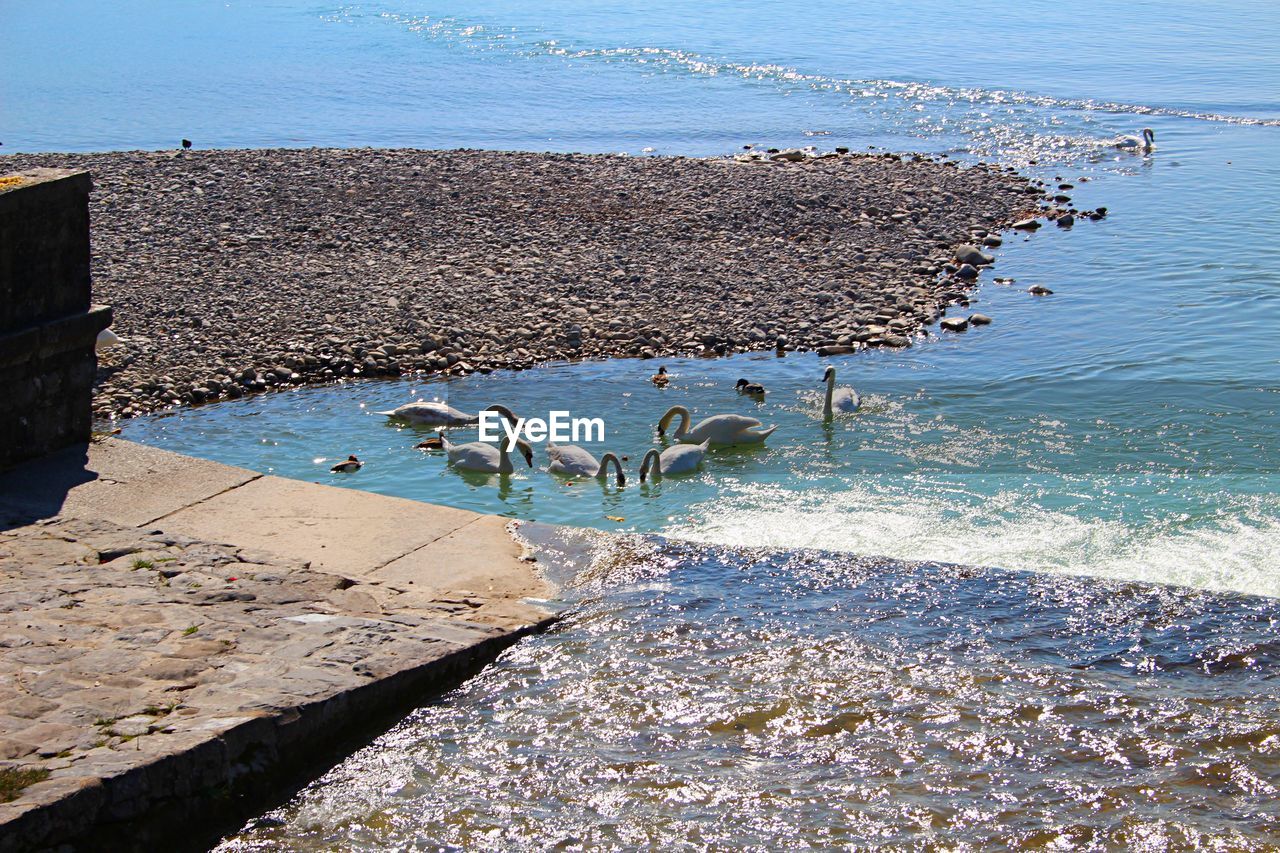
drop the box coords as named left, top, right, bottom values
left=124, top=350, right=1280, bottom=597
left=8, top=0, right=1280, bottom=844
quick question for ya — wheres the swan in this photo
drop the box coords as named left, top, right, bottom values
left=1115, top=128, right=1155, bottom=153
left=657, top=406, right=777, bottom=446
left=735, top=378, right=766, bottom=397
left=376, top=400, right=498, bottom=427
left=330, top=455, right=362, bottom=473
left=440, top=433, right=533, bottom=474
left=546, top=443, right=626, bottom=485
left=822, top=366, right=860, bottom=418
left=651, top=366, right=670, bottom=387
left=639, top=440, right=710, bottom=482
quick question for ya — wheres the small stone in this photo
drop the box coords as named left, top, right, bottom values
left=940, top=316, right=969, bottom=332
left=1028, top=285, right=1054, bottom=296
left=969, top=313, right=992, bottom=326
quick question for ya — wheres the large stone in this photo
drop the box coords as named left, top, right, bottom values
left=955, top=244, right=995, bottom=266
left=0, top=169, right=111, bottom=469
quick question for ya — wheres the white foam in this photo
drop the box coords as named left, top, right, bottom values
left=667, top=484, right=1280, bottom=598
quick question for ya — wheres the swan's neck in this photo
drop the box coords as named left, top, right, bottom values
left=640, top=449, right=662, bottom=481
left=659, top=406, right=691, bottom=437
left=823, top=374, right=835, bottom=418
left=487, top=404, right=518, bottom=426
left=598, top=452, right=625, bottom=485
left=498, top=438, right=513, bottom=474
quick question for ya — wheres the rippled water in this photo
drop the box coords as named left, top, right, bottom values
left=9, top=0, right=1280, bottom=846
left=123, top=354, right=1280, bottom=598
left=221, top=533, right=1280, bottom=850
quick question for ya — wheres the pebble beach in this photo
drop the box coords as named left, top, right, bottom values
left=2, top=148, right=1058, bottom=419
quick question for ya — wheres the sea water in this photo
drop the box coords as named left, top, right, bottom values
left=6, top=0, right=1279, bottom=845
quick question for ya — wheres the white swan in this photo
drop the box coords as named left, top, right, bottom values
left=822, top=366, right=860, bottom=419
left=440, top=433, right=533, bottom=474
left=1115, top=128, right=1155, bottom=153
left=546, top=443, right=626, bottom=485
left=657, top=406, right=776, bottom=446
left=377, top=400, right=480, bottom=426
left=639, top=440, right=710, bottom=482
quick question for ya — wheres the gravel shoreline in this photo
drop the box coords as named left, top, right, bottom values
left=1, top=147, right=1065, bottom=419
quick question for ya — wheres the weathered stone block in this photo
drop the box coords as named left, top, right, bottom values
left=0, top=169, right=109, bottom=470
left=0, top=169, right=92, bottom=331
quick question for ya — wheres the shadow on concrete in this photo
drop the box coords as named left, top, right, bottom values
left=0, top=442, right=97, bottom=531
left=101, top=620, right=556, bottom=853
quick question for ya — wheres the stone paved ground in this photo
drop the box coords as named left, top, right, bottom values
left=0, top=488, right=552, bottom=850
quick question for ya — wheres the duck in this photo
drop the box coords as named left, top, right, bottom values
left=546, top=443, right=626, bottom=486
left=822, top=366, right=860, bottom=419
left=639, top=439, right=710, bottom=482
left=735, top=378, right=766, bottom=397
left=330, top=455, right=362, bottom=473
left=651, top=366, right=670, bottom=387
left=376, top=400, right=483, bottom=427
left=1115, top=128, right=1155, bottom=153
left=440, top=433, right=534, bottom=474
left=657, top=405, right=776, bottom=445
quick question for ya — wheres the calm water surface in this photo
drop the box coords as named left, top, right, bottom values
left=8, top=0, right=1280, bottom=846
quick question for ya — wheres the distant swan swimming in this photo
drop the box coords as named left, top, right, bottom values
left=437, top=405, right=531, bottom=473
left=546, top=442, right=626, bottom=485
left=377, top=400, right=483, bottom=427
left=1115, top=128, right=1155, bottom=153
left=822, top=366, right=860, bottom=419
left=440, top=433, right=533, bottom=474
left=639, top=440, right=710, bottom=482
left=657, top=406, right=776, bottom=446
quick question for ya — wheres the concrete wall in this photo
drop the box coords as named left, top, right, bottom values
left=0, top=169, right=111, bottom=470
